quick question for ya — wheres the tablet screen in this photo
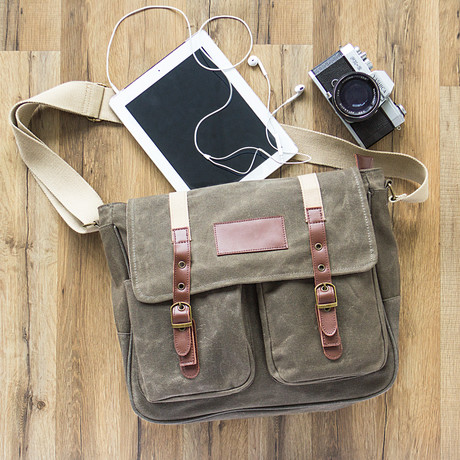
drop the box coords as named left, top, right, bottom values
left=126, top=49, right=277, bottom=189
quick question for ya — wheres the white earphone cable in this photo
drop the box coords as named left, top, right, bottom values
left=106, top=6, right=192, bottom=94
left=106, top=6, right=310, bottom=174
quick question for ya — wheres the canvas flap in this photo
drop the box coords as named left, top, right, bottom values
left=126, top=168, right=378, bottom=304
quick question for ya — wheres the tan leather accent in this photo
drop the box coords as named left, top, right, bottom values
left=355, top=153, right=374, bottom=170
left=213, top=216, right=288, bottom=256
left=306, top=207, right=343, bottom=360
left=171, top=227, right=199, bottom=378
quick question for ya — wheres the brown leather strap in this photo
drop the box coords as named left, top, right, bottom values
left=171, top=226, right=199, bottom=379
left=355, top=153, right=374, bottom=170
left=306, top=207, right=342, bottom=360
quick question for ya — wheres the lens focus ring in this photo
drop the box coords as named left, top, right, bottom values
left=332, top=72, right=380, bottom=121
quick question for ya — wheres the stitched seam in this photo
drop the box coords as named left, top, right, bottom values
left=174, top=328, right=191, bottom=355
left=129, top=200, right=140, bottom=290
left=95, top=86, right=104, bottom=119
left=214, top=215, right=285, bottom=226
left=173, top=227, right=190, bottom=244
left=320, top=316, right=337, bottom=335
left=352, top=168, right=375, bottom=257
left=216, top=246, right=289, bottom=255
left=180, top=322, right=196, bottom=366
left=298, top=175, right=311, bottom=221
left=306, top=207, right=324, bottom=224
left=82, top=83, right=91, bottom=116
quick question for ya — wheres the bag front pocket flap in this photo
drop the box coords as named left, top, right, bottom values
left=127, top=168, right=378, bottom=304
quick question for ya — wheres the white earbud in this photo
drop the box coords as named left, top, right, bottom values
left=294, top=84, right=305, bottom=95
left=248, top=55, right=267, bottom=76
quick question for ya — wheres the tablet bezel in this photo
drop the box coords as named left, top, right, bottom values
left=109, top=30, right=298, bottom=191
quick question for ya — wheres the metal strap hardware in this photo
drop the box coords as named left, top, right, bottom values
left=315, top=283, right=338, bottom=310
left=170, top=302, right=193, bottom=329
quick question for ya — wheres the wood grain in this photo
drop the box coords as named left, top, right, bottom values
left=0, top=50, right=60, bottom=459
left=0, top=0, right=455, bottom=459
left=440, top=1, right=460, bottom=86
left=0, top=0, right=60, bottom=51
left=440, top=86, right=460, bottom=460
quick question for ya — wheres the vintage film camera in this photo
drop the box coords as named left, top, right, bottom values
left=309, top=44, right=406, bottom=148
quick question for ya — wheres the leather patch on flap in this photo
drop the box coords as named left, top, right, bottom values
left=214, top=216, right=288, bottom=256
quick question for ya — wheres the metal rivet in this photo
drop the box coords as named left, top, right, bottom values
left=315, top=242, right=323, bottom=251
left=321, top=285, right=328, bottom=291
left=323, top=308, right=331, bottom=312
left=318, top=264, right=326, bottom=272
left=178, top=261, right=186, bottom=269
left=178, top=327, right=186, bottom=332
left=178, top=304, right=185, bottom=311
left=178, top=282, right=185, bottom=291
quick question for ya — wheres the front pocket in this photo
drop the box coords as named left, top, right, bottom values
left=258, top=268, right=389, bottom=385
left=125, top=280, right=255, bottom=403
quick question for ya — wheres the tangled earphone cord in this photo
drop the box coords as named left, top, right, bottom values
left=106, top=6, right=311, bottom=175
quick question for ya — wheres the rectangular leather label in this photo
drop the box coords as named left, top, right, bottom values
left=214, top=216, right=288, bottom=256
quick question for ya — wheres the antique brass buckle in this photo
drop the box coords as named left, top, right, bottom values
left=170, top=302, right=193, bottom=328
left=314, top=282, right=338, bottom=310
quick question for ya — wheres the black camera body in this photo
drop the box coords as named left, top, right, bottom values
left=309, top=44, right=406, bottom=148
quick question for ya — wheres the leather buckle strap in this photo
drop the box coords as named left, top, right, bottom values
left=169, top=192, right=199, bottom=379
left=298, top=174, right=343, bottom=361
left=170, top=302, right=193, bottom=328
left=315, top=283, right=338, bottom=310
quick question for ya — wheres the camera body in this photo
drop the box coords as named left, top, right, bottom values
left=309, top=44, right=406, bottom=148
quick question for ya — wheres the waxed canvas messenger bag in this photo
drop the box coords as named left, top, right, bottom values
left=10, top=81, right=428, bottom=424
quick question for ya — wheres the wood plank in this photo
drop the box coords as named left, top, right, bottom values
left=248, top=416, right=279, bottom=460
left=24, top=50, right=60, bottom=460
left=379, top=2, right=440, bottom=459
left=0, top=50, right=32, bottom=460
left=440, top=1, right=460, bottom=86
left=208, top=419, right=248, bottom=460
left=0, top=50, right=59, bottom=460
left=55, top=1, right=141, bottom=458
left=312, top=1, right=440, bottom=459
left=0, top=0, right=60, bottom=51
left=440, top=86, right=460, bottom=460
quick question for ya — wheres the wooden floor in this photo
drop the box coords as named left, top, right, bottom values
left=0, top=0, right=458, bottom=458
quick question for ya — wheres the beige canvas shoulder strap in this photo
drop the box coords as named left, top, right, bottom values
left=9, top=81, right=429, bottom=234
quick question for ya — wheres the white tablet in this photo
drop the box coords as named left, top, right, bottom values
left=109, top=30, right=298, bottom=190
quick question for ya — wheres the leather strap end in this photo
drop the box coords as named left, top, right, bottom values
left=180, top=320, right=199, bottom=379
left=323, top=344, right=343, bottom=360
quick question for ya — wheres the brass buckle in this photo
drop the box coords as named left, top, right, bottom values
left=170, top=302, right=192, bottom=329
left=314, top=282, right=338, bottom=310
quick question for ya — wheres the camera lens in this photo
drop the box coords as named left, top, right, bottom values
left=332, top=73, right=380, bottom=121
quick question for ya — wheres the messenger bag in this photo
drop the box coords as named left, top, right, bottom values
left=10, top=81, right=428, bottom=424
